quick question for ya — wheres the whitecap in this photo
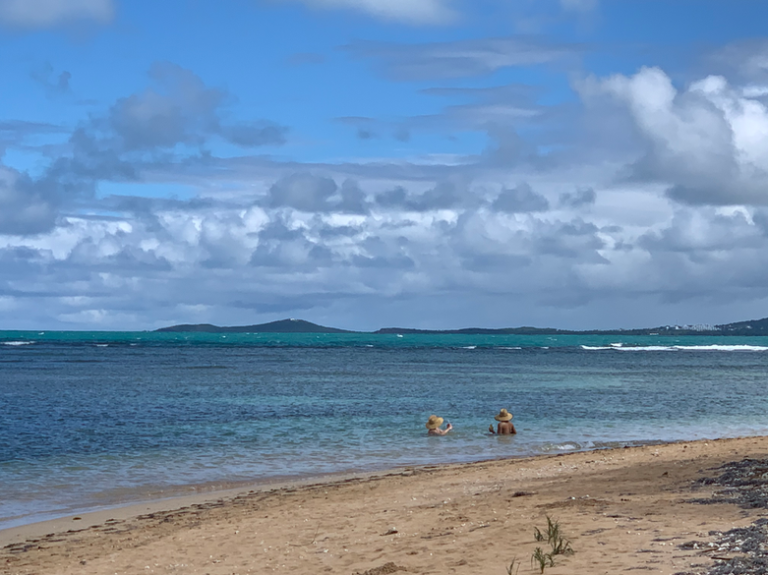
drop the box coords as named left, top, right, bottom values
left=95, top=344, right=109, bottom=348
left=2, top=341, right=34, bottom=346
left=581, top=344, right=675, bottom=351
left=617, top=346, right=675, bottom=352
left=673, top=344, right=768, bottom=352
left=462, top=345, right=477, bottom=350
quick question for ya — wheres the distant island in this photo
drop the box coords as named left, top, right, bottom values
left=155, top=317, right=768, bottom=336
left=155, top=319, right=352, bottom=334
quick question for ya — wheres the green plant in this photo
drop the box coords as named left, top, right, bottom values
left=536, top=515, right=574, bottom=557
left=551, top=534, right=573, bottom=556
left=531, top=547, right=554, bottom=573
left=505, top=557, right=520, bottom=575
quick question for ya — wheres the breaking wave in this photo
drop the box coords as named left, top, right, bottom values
left=581, top=344, right=768, bottom=352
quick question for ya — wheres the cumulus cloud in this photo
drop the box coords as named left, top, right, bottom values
left=0, top=0, right=115, bottom=29
left=492, top=183, right=550, bottom=213
left=265, top=173, right=369, bottom=214
left=4, top=170, right=768, bottom=331
left=8, top=47, right=768, bottom=331
left=0, top=62, right=287, bottom=238
left=374, top=180, right=473, bottom=212
left=105, top=62, right=287, bottom=152
left=0, top=164, right=59, bottom=235
left=278, top=0, right=456, bottom=24
left=589, top=67, right=768, bottom=206
left=559, top=187, right=596, bottom=209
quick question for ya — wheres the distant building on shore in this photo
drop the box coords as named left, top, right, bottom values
left=663, top=324, right=717, bottom=332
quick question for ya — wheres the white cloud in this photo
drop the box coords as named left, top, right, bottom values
left=0, top=0, right=115, bottom=29
left=590, top=66, right=768, bottom=205
left=280, top=0, right=455, bottom=24
left=7, top=53, right=768, bottom=330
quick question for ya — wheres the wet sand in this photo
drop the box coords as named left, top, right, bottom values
left=3, top=435, right=768, bottom=575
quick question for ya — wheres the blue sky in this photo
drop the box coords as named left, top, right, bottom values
left=2, top=0, right=768, bottom=331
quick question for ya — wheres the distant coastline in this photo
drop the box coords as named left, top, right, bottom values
left=154, top=316, right=768, bottom=336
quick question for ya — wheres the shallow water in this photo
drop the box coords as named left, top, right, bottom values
left=2, top=331, right=768, bottom=529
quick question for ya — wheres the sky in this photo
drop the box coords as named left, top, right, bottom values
left=2, top=0, right=768, bottom=331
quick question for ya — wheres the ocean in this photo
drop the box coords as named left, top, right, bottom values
left=2, top=331, right=768, bottom=531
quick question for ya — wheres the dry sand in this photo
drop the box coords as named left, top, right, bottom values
left=3, top=435, right=768, bottom=575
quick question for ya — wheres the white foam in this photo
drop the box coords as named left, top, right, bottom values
left=2, top=341, right=34, bottom=346
left=95, top=344, right=109, bottom=348
left=462, top=345, right=477, bottom=350
left=581, top=344, right=768, bottom=352
left=673, top=344, right=768, bottom=352
left=617, top=346, right=676, bottom=352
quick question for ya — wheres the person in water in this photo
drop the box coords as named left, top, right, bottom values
left=489, top=408, right=517, bottom=435
left=425, top=415, right=452, bottom=435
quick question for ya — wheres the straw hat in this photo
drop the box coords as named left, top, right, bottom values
left=494, top=408, right=513, bottom=422
left=425, top=415, right=444, bottom=429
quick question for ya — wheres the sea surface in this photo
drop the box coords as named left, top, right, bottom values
left=2, top=331, right=768, bottom=530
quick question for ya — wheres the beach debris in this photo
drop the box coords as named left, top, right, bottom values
left=381, top=527, right=398, bottom=536
left=680, top=458, right=768, bottom=574
left=353, top=561, right=407, bottom=575
left=691, top=458, right=768, bottom=509
left=676, top=519, right=768, bottom=574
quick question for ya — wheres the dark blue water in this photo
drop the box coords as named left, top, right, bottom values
left=2, top=331, right=768, bottom=529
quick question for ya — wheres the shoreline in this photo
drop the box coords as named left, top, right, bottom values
left=0, top=467, right=393, bottom=546
left=4, top=435, right=768, bottom=574
left=0, top=437, right=685, bottom=543
left=0, top=435, right=725, bottom=538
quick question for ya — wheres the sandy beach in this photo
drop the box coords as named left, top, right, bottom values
left=3, top=436, right=768, bottom=575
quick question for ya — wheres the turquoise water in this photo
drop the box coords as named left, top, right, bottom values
left=2, top=331, right=768, bottom=530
